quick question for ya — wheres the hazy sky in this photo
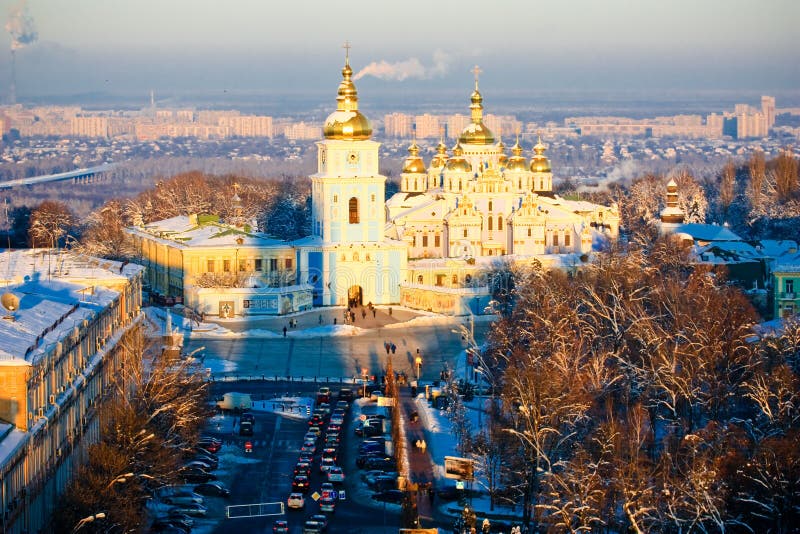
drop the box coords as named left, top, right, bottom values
left=1, top=0, right=798, bottom=105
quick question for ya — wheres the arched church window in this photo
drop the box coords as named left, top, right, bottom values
left=349, top=197, right=359, bottom=224
left=459, top=180, right=462, bottom=191
left=498, top=216, right=503, bottom=230
left=488, top=201, right=493, bottom=211
left=353, top=252, right=359, bottom=261
left=488, top=217, right=493, bottom=231
left=452, top=274, right=458, bottom=285
left=417, top=275, right=423, bottom=284
left=565, top=234, right=571, bottom=247
left=366, top=253, right=371, bottom=261
left=518, top=179, right=522, bottom=189
left=463, top=229, right=468, bottom=238
left=333, top=195, right=338, bottom=203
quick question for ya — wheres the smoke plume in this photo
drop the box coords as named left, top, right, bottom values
left=6, top=1, right=38, bottom=51
left=354, top=49, right=450, bottom=81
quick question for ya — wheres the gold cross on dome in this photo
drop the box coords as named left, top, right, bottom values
left=343, top=40, right=352, bottom=63
left=472, top=65, right=482, bottom=89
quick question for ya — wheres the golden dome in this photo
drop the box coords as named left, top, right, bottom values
left=430, top=139, right=448, bottom=169
left=323, top=56, right=372, bottom=140
left=446, top=142, right=472, bottom=172
left=506, top=136, right=527, bottom=171
left=530, top=136, right=551, bottom=173
left=402, top=141, right=426, bottom=173
left=496, top=139, right=508, bottom=167
left=458, top=68, right=495, bottom=145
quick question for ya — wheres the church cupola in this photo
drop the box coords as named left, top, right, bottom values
left=496, top=137, right=508, bottom=168
left=458, top=65, right=495, bottom=145
left=323, top=44, right=373, bottom=141
left=402, top=139, right=426, bottom=174
left=505, top=135, right=528, bottom=171
left=446, top=142, right=472, bottom=172
left=660, top=178, right=685, bottom=225
left=530, top=135, right=552, bottom=173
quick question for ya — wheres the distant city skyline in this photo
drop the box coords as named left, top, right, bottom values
left=0, top=0, right=798, bottom=104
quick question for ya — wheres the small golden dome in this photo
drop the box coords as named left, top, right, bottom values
left=323, top=55, right=372, bottom=140
left=496, top=139, right=508, bottom=167
left=530, top=136, right=551, bottom=173
left=429, top=139, right=448, bottom=168
left=506, top=136, right=527, bottom=171
left=402, top=141, right=426, bottom=173
left=446, top=142, right=472, bottom=172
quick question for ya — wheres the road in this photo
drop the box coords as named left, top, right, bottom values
left=184, top=321, right=490, bottom=382
left=189, top=382, right=404, bottom=534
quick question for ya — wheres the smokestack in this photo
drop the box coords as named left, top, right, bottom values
left=5, top=1, right=38, bottom=104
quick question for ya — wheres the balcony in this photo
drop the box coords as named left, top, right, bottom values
left=779, top=292, right=797, bottom=300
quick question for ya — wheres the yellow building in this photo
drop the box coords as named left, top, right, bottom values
left=127, top=212, right=310, bottom=317
left=0, top=249, right=143, bottom=534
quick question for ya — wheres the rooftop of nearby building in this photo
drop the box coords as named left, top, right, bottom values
left=130, top=214, right=287, bottom=249
left=674, top=223, right=743, bottom=242
left=0, top=249, right=142, bottom=286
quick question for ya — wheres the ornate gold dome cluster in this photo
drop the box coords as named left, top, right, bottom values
left=446, top=142, right=472, bottom=172
left=505, top=135, right=528, bottom=171
left=323, top=52, right=372, bottom=140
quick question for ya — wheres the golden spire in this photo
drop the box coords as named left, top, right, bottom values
left=324, top=42, right=372, bottom=140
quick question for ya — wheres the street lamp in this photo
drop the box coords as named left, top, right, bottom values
left=415, top=355, right=422, bottom=381
left=72, top=512, right=106, bottom=533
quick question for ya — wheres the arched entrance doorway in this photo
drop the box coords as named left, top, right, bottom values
left=348, top=285, right=363, bottom=308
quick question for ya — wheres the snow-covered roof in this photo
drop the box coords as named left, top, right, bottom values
left=0, top=249, right=143, bottom=286
left=773, top=260, right=800, bottom=273
left=0, top=279, right=114, bottom=364
left=131, top=215, right=287, bottom=249
left=759, top=240, right=798, bottom=259
left=673, top=223, right=742, bottom=242
left=0, top=423, right=27, bottom=470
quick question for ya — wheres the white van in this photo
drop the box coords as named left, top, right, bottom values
left=215, top=392, right=253, bottom=411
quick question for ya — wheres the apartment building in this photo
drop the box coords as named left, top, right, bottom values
left=0, top=250, right=144, bottom=534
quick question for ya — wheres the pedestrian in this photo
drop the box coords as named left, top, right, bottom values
left=319, top=314, right=323, bottom=324
left=388, top=306, right=392, bottom=316
left=333, top=317, right=337, bottom=325
left=391, top=343, right=396, bottom=354
left=372, top=308, right=376, bottom=318
left=351, top=311, right=356, bottom=322
left=361, top=308, right=366, bottom=319
left=385, top=342, right=390, bottom=355
left=283, top=326, right=287, bottom=337
left=482, top=518, right=491, bottom=533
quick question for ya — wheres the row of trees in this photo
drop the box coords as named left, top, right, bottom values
left=616, top=149, right=799, bottom=241
left=460, top=237, right=799, bottom=532
left=53, top=327, right=212, bottom=533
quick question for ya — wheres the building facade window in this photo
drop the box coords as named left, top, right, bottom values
left=787, top=279, right=795, bottom=293
left=270, top=258, right=278, bottom=271
left=333, top=194, right=338, bottom=203
left=488, top=217, right=493, bottom=231
left=463, top=229, right=468, bottom=238
left=223, top=259, right=231, bottom=272
left=435, top=235, right=441, bottom=247
left=488, top=200, right=493, bottom=211
left=349, top=197, right=359, bottom=224
left=527, top=228, right=532, bottom=237
left=207, top=259, right=215, bottom=272
left=565, top=233, right=571, bottom=247
left=417, top=275, right=423, bottom=284
left=285, top=258, right=293, bottom=269
left=255, top=259, right=262, bottom=271
left=498, top=216, right=503, bottom=230
left=553, top=234, right=559, bottom=247
left=452, top=274, right=458, bottom=285
left=422, top=235, right=428, bottom=247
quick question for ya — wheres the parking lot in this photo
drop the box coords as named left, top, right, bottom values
left=148, top=381, right=403, bottom=534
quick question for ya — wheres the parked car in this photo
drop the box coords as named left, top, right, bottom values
left=189, top=452, right=218, bottom=469
left=240, top=412, right=255, bottom=423
left=359, top=441, right=385, bottom=455
left=363, top=457, right=396, bottom=471
left=372, top=489, right=404, bottom=504
left=161, top=491, right=204, bottom=505
left=196, top=439, right=221, bottom=453
left=363, top=470, right=398, bottom=486
left=303, top=520, right=325, bottom=533
left=292, top=475, right=310, bottom=493
left=149, top=524, right=189, bottom=534
left=319, top=496, right=336, bottom=513
left=311, top=514, right=329, bottom=531
left=151, top=517, right=193, bottom=533
left=369, top=476, right=398, bottom=492
left=337, top=388, right=354, bottom=401
left=272, top=520, right=289, bottom=533
left=193, top=481, right=230, bottom=497
left=168, top=502, right=208, bottom=516
left=287, top=492, right=305, bottom=510
left=179, top=467, right=217, bottom=483
left=356, top=451, right=388, bottom=468
left=320, top=457, right=336, bottom=473
left=327, top=465, right=345, bottom=484
left=183, top=459, right=215, bottom=471
left=294, top=462, right=312, bottom=477
left=163, top=510, right=195, bottom=526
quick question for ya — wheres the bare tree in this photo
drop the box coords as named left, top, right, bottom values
left=748, top=150, right=766, bottom=212
left=28, top=200, right=75, bottom=248
left=774, top=148, right=799, bottom=202
left=719, top=159, right=736, bottom=219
